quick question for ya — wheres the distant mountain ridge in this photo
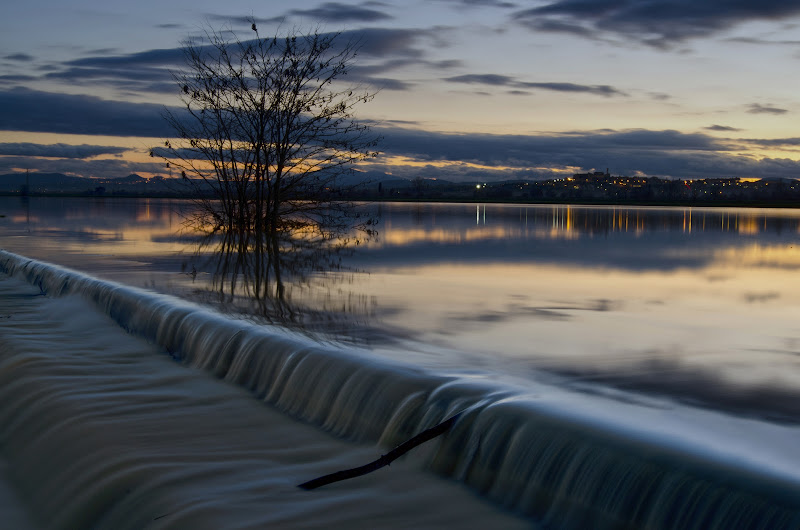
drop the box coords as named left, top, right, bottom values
left=0, top=171, right=417, bottom=196
left=0, top=172, right=182, bottom=195
left=0, top=172, right=88, bottom=190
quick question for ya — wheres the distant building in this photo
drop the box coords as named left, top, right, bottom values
left=572, top=168, right=610, bottom=180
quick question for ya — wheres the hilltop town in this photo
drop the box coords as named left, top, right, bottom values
left=353, top=170, right=800, bottom=206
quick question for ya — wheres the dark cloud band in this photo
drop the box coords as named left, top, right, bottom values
left=0, top=142, right=128, bottom=159
left=289, top=2, right=393, bottom=22
left=516, top=0, right=800, bottom=49
left=0, top=87, right=174, bottom=137
left=446, top=74, right=627, bottom=97
left=747, top=103, right=789, bottom=115
left=705, top=124, right=743, bottom=132
left=373, top=126, right=800, bottom=180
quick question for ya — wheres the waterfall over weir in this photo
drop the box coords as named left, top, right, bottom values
left=1, top=249, right=799, bottom=529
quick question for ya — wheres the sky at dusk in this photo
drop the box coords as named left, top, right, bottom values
left=2, top=0, right=800, bottom=182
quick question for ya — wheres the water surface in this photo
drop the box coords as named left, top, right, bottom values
left=2, top=196, right=799, bottom=421
left=3, top=196, right=800, bottom=527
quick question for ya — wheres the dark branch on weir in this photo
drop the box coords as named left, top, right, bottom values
left=298, top=411, right=464, bottom=490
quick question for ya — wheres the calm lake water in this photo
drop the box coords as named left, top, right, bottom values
left=2, top=196, right=800, bottom=421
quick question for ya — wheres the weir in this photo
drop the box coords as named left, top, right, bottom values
left=1, top=249, right=799, bottom=528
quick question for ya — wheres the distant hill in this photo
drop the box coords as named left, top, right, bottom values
left=0, top=172, right=89, bottom=192
left=0, top=172, right=193, bottom=196
left=116, top=173, right=148, bottom=183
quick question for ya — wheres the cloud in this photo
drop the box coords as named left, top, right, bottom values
left=24, top=26, right=453, bottom=97
left=331, top=27, right=460, bottom=89
left=22, top=46, right=186, bottom=96
left=0, top=75, right=38, bottom=85
left=242, top=26, right=449, bottom=61
left=340, top=27, right=448, bottom=58
left=43, top=65, right=175, bottom=95
left=433, top=59, right=463, bottom=69
left=7, top=114, right=800, bottom=181
left=648, top=92, right=671, bottom=101
left=705, top=124, right=742, bottom=132
left=0, top=155, right=165, bottom=179
left=515, top=1, right=800, bottom=49
left=209, top=3, right=393, bottom=27
left=205, top=25, right=455, bottom=87
left=0, top=143, right=128, bottom=159
left=445, top=73, right=517, bottom=86
left=380, top=127, right=726, bottom=163
left=739, top=137, right=800, bottom=147
left=64, top=47, right=184, bottom=69
left=747, top=103, right=788, bottom=115
left=354, top=75, right=414, bottom=91
left=372, top=126, right=800, bottom=180
left=384, top=119, right=421, bottom=126
left=522, top=82, right=624, bottom=97
left=350, top=55, right=462, bottom=91
left=727, top=36, right=800, bottom=46
left=204, top=14, right=287, bottom=28
left=743, top=291, right=781, bottom=304
left=445, top=73, right=627, bottom=97
left=0, top=87, right=175, bottom=137
left=4, top=53, right=34, bottom=62
left=288, top=2, right=393, bottom=22
left=437, top=0, right=518, bottom=8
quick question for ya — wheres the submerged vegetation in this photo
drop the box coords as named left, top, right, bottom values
left=155, top=22, right=379, bottom=322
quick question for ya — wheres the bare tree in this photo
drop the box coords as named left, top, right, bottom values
left=157, top=22, right=380, bottom=237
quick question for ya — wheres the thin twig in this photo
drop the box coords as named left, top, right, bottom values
left=298, top=411, right=464, bottom=490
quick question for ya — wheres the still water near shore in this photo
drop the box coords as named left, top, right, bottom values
left=1, top=196, right=800, bottom=421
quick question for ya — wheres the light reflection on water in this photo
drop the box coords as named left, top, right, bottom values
left=2, top=196, right=800, bottom=420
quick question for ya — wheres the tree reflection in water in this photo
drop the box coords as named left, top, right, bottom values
left=186, top=204, right=379, bottom=336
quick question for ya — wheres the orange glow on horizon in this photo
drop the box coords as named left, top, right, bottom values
left=3, top=129, right=800, bottom=182
left=372, top=154, right=581, bottom=177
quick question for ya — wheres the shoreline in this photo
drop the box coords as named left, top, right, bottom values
left=3, top=191, right=800, bottom=209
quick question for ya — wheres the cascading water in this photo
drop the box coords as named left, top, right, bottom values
left=1, top=249, right=798, bottom=529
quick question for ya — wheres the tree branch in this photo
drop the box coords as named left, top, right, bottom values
left=298, top=411, right=464, bottom=491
